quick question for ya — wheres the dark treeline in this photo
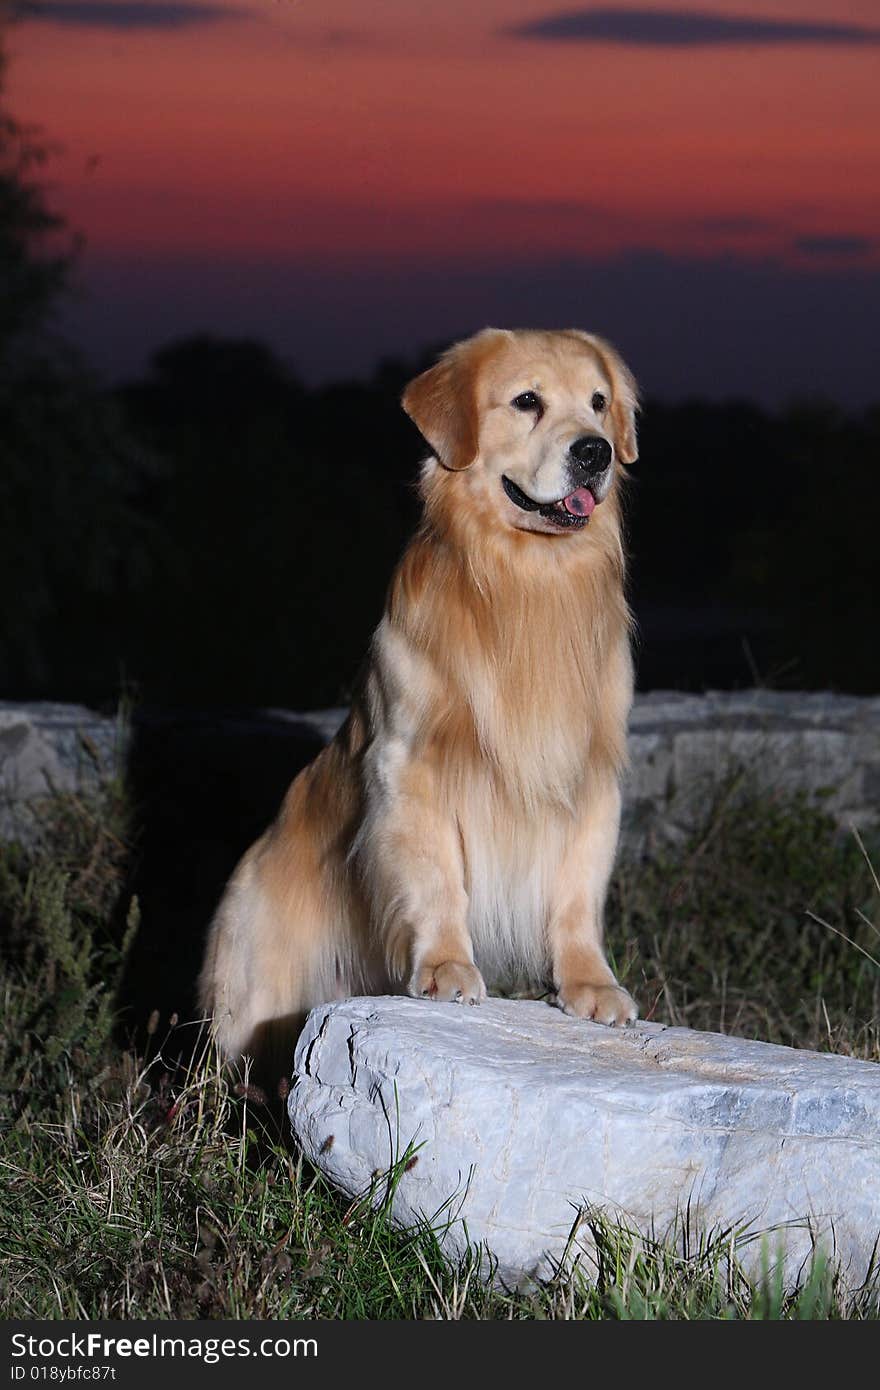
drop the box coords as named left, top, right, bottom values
left=1, top=49, right=877, bottom=710
left=2, top=331, right=878, bottom=709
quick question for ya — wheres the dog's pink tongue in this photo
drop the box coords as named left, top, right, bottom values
left=563, top=486, right=596, bottom=517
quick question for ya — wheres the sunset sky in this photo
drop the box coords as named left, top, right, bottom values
left=7, top=0, right=880, bottom=401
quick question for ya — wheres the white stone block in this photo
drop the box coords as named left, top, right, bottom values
left=290, top=996, right=880, bottom=1290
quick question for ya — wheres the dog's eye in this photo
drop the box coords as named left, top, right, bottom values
left=511, top=391, right=543, bottom=419
left=591, top=391, right=607, bottom=413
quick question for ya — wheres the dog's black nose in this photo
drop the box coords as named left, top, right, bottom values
left=569, top=435, right=612, bottom=474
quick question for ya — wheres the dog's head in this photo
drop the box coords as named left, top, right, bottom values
left=402, top=328, right=638, bottom=537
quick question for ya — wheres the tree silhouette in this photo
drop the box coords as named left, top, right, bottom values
left=0, top=46, right=72, bottom=356
left=0, top=35, right=153, bottom=700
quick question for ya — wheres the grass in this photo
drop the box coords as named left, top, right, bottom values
left=0, top=776, right=877, bottom=1320
left=610, top=780, right=880, bottom=1059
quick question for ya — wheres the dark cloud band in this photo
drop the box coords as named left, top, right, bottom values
left=27, top=2, right=243, bottom=31
left=506, top=8, right=880, bottom=47
left=796, top=235, right=876, bottom=257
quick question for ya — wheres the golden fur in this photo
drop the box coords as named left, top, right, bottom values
left=199, top=327, right=640, bottom=1071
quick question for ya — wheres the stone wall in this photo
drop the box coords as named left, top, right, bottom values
left=0, top=702, right=126, bottom=840
left=625, top=690, right=879, bottom=854
left=2, top=692, right=878, bottom=850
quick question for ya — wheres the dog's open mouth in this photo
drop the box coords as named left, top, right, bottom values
left=502, top=476, right=596, bottom=529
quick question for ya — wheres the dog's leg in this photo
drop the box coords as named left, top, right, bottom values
left=359, top=759, right=486, bottom=1005
left=548, top=775, right=637, bottom=1026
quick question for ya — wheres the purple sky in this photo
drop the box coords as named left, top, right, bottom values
left=11, top=1, right=880, bottom=403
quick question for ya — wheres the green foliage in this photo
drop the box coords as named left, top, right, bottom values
left=0, top=783, right=136, bottom=1121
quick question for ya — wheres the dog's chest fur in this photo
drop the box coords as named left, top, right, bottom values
left=360, top=580, right=631, bottom=981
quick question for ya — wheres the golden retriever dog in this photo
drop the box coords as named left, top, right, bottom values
left=199, top=327, right=640, bottom=1073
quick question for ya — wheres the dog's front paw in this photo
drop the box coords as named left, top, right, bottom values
left=410, top=960, right=487, bottom=1005
left=555, top=982, right=638, bottom=1026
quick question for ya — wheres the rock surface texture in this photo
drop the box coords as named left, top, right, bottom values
left=0, top=702, right=123, bottom=839
left=624, top=689, right=880, bottom=855
left=2, top=692, right=878, bottom=852
left=290, top=996, right=880, bottom=1289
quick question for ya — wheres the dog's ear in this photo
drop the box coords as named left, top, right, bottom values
left=567, top=331, right=639, bottom=465
left=402, top=330, right=508, bottom=472
left=401, top=353, right=477, bottom=472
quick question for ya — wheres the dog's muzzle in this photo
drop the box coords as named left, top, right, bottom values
left=502, top=435, right=613, bottom=530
